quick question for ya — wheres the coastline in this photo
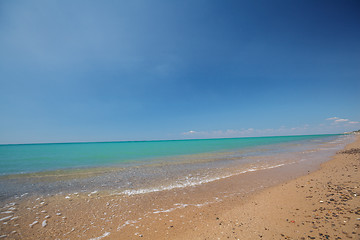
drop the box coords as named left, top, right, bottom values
left=176, top=135, right=360, bottom=239
left=0, top=135, right=358, bottom=239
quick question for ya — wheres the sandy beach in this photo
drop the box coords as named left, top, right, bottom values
left=176, top=136, right=360, bottom=240
left=2, top=1, right=359, bottom=239
left=0, top=136, right=359, bottom=239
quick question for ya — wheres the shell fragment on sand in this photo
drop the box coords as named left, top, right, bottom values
left=42, top=220, right=47, bottom=227
left=0, top=216, right=13, bottom=222
left=29, top=221, right=39, bottom=228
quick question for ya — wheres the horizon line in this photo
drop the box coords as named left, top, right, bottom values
left=0, top=132, right=346, bottom=146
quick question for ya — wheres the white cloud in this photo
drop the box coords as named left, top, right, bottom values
left=181, top=119, right=359, bottom=139
left=326, top=117, right=357, bottom=125
left=183, top=130, right=197, bottom=135
left=182, top=129, right=257, bottom=138
left=334, top=118, right=349, bottom=123
left=181, top=126, right=312, bottom=139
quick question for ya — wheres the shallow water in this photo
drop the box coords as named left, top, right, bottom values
left=0, top=134, right=345, bottom=175
left=0, top=134, right=355, bottom=201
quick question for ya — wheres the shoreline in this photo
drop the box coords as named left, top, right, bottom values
left=0, top=135, right=358, bottom=239
left=0, top=135, right=351, bottom=202
left=176, top=135, right=360, bottom=239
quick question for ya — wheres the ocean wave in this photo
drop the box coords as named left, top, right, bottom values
left=118, top=163, right=286, bottom=196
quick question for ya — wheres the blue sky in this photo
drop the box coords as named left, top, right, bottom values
left=0, top=0, right=359, bottom=144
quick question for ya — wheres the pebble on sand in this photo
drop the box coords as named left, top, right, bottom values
left=42, top=220, right=47, bottom=227
left=0, top=216, right=13, bottom=222
left=29, top=221, right=39, bottom=228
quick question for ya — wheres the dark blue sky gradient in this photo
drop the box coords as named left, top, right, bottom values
left=0, top=0, right=359, bottom=143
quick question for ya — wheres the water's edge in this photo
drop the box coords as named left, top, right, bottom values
left=0, top=134, right=354, bottom=202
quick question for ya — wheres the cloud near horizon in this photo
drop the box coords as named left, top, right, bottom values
left=0, top=1, right=359, bottom=144
left=335, top=119, right=349, bottom=123
left=182, top=117, right=360, bottom=139
left=326, top=117, right=359, bottom=124
left=182, top=125, right=311, bottom=139
left=326, top=117, right=339, bottom=120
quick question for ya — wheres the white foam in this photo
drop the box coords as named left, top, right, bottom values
left=89, top=232, right=110, bottom=240
left=153, top=204, right=189, bottom=214
left=265, top=163, right=285, bottom=169
left=3, top=203, right=16, bottom=208
left=119, top=163, right=287, bottom=196
left=117, top=220, right=138, bottom=231
left=153, top=201, right=215, bottom=214
left=88, top=190, right=99, bottom=197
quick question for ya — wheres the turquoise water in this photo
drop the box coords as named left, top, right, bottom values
left=0, top=134, right=343, bottom=176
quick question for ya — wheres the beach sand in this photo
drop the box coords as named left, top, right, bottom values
left=176, top=136, right=360, bottom=240
left=0, top=136, right=359, bottom=239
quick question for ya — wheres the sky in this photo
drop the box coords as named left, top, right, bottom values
left=0, top=0, right=359, bottom=144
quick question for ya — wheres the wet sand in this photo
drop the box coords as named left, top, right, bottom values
left=177, top=136, right=360, bottom=240
left=0, top=136, right=359, bottom=239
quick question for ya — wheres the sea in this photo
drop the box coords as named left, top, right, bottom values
left=0, top=134, right=355, bottom=201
